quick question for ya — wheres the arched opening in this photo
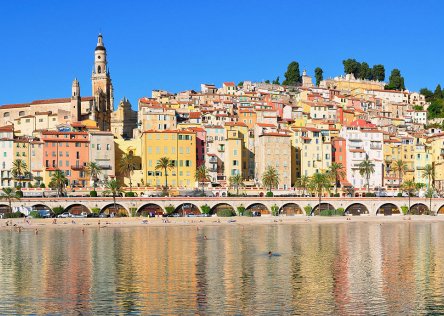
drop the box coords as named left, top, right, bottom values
left=65, top=204, right=91, bottom=215
left=97, top=65, right=102, bottom=74
left=175, top=203, right=200, bottom=216
left=211, top=203, right=235, bottom=216
left=377, top=203, right=400, bottom=216
left=438, top=205, right=444, bottom=215
left=312, top=203, right=335, bottom=216
left=280, top=203, right=303, bottom=216
left=0, top=204, right=11, bottom=217
left=410, top=203, right=429, bottom=215
left=32, top=204, right=52, bottom=217
left=137, top=203, right=163, bottom=217
left=101, top=204, right=128, bottom=217
left=246, top=203, right=269, bottom=215
left=19, top=111, right=25, bottom=117
left=345, top=203, right=369, bottom=216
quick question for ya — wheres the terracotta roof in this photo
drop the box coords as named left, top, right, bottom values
left=223, top=82, right=235, bottom=87
left=0, top=103, right=30, bottom=109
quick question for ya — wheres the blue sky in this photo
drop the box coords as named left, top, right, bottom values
left=0, top=0, right=442, bottom=109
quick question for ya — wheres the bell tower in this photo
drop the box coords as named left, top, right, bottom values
left=70, top=78, right=81, bottom=122
left=91, top=33, right=114, bottom=130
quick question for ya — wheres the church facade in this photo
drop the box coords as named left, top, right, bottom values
left=0, top=34, right=114, bottom=136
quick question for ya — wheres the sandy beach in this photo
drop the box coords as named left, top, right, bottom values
left=1, top=215, right=444, bottom=231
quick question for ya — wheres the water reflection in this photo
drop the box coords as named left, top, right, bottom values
left=1, top=223, right=444, bottom=314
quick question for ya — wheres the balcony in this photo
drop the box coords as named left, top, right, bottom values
left=416, top=166, right=425, bottom=170
left=370, top=143, right=382, bottom=150
left=209, top=157, right=217, bottom=163
left=209, top=167, right=217, bottom=172
left=71, top=165, right=85, bottom=171
left=217, top=146, right=225, bottom=152
left=98, top=164, right=112, bottom=170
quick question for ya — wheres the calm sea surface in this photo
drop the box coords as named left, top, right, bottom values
left=1, top=222, right=444, bottom=315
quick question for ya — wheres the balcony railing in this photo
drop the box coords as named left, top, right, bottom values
left=98, top=164, right=112, bottom=170
left=218, top=147, right=225, bottom=152
left=71, top=165, right=85, bottom=170
left=370, top=144, right=382, bottom=150
left=209, top=157, right=217, bottom=163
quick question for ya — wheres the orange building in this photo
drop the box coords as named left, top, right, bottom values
left=41, top=131, right=90, bottom=187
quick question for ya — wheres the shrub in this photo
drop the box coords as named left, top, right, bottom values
left=16, top=190, right=23, bottom=198
left=165, top=205, right=175, bottom=215
left=401, top=205, right=409, bottom=215
left=397, top=192, right=403, bottom=197
left=244, top=210, right=254, bottom=217
left=236, top=205, right=246, bottom=216
left=365, top=193, right=376, bottom=197
left=125, top=192, right=136, bottom=197
left=201, top=205, right=211, bottom=215
left=5, top=212, right=24, bottom=218
left=90, top=190, right=98, bottom=197
left=271, top=204, right=279, bottom=216
left=266, top=191, right=273, bottom=197
left=91, top=207, right=101, bottom=214
left=39, top=183, right=46, bottom=188
left=52, top=206, right=65, bottom=216
left=29, top=211, right=41, bottom=218
left=333, top=193, right=340, bottom=197
left=336, top=207, right=345, bottom=216
left=320, top=209, right=343, bottom=216
left=217, top=208, right=235, bottom=217
left=129, top=207, right=137, bottom=217
left=304, top=205, right=313, bottom=216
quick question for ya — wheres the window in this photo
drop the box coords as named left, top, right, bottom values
left=3, top=112, right=9, bottom=118
left=97, top=144, right=102, bottom=150
left=106, top=144, right=110, bottom=150
left=39, top=119, right=44, bottom=123
left=185, top=160, right=191, bottom=167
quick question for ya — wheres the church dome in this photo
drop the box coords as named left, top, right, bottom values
left=95, top=45, right=106, bottom=51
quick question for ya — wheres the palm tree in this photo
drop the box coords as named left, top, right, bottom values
left=392, top=159, right=407, bottom=189
left=195, top=164, right=210, bottom=195
left=229, top=173, right=244, bottom=196
left=358, top=155, right=375, bottom=192
left=295, top=176, right=310, bottom=196
left=401, top=180, right=421, bottom=214
left=49, top=170, right=68, bottom=197
left=309, top=172, right=331, bottom=215
left=11, top=159, right=28, bottom=188
left=422, top=164, right=435, bottom=190
left=262, top=166, right=279, bottom=192
left=119, top=152, right=137, bottom=192
left=103, top=179, right=123, bottom=215
left=155, top=157, right=174, bottom=190
left=328, top=162, right=346, bottom=195
left=85, top=162, right=102, bottom=190
left=0, top=187, right=21, bottom=213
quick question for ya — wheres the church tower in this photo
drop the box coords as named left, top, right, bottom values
left=91, top=34, right=114, bottom=130
left=71, top=78, right=81, bottom=122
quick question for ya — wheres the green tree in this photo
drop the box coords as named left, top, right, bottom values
left=103, top=179, right=123, bottom=216
left=358, top=155, right=375, bottom=192
left=195, top=164, right=210, bottom=195
left=385, top=68, right=405, bottom=90
left=372, top=64, right=385, bottom=81
left=359, top=62, right=371, bottom=80
left=119, top=152, right=137, bottom=192
left=434, top=84, right=443, bottom=99
left=237, top=81, right=244, bottom=87
left=282, top=61, right=301, bottom=85
left=295, top=175, right=310, bottom=196
left=264, top=79, right=270, bottom=84
left=262, top=166, right=279, bottom=192
left=420, top=88, right=434, bottom=101
left=427, top=99, right=444, bottom=119
left=328, top=162, right=346, bottom=195
left=155, top=157, right=174, bottom=191
left=49, top=170, right=68, bottom=197
left=308, top=172, right=331, bottom=215
left=85, top=162, right=102, bottom=190
left=272, top=76, right=280, bottom=85
left=392, top=159, right=407, bottom=189
left=229, top=173, right=244, bottom=196
left=314, top=67, right=323, bottom=86
left=11, top=159, right=28, bottom=188
left=0, top=187, right=21, bottom=213
left=422, top=163, right=435, bottom=190
left=342, top=58, right=360, bottom=77
left=425, top=188, right=435, bottom=215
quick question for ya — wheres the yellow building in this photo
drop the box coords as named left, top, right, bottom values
left=141, top=130, right=196, bottom=188
left=224, top=126, right=243, bottom=180
left=427, top=133, right=444, bottom=191
left=114, top=138, right=144, bottom=188
left=224, top=122, right=250, bottom=179
left=292, top=126, right=332, bottom=181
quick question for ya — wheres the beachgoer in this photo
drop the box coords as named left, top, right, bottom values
left=204, top=235, right=208, bottom=240
left=35, top=228, right=38, bottom=235
left=268, top=251, right=272, bottom=257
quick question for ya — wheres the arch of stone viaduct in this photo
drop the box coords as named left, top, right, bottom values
left=6, top=197, right=444, bottom=216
